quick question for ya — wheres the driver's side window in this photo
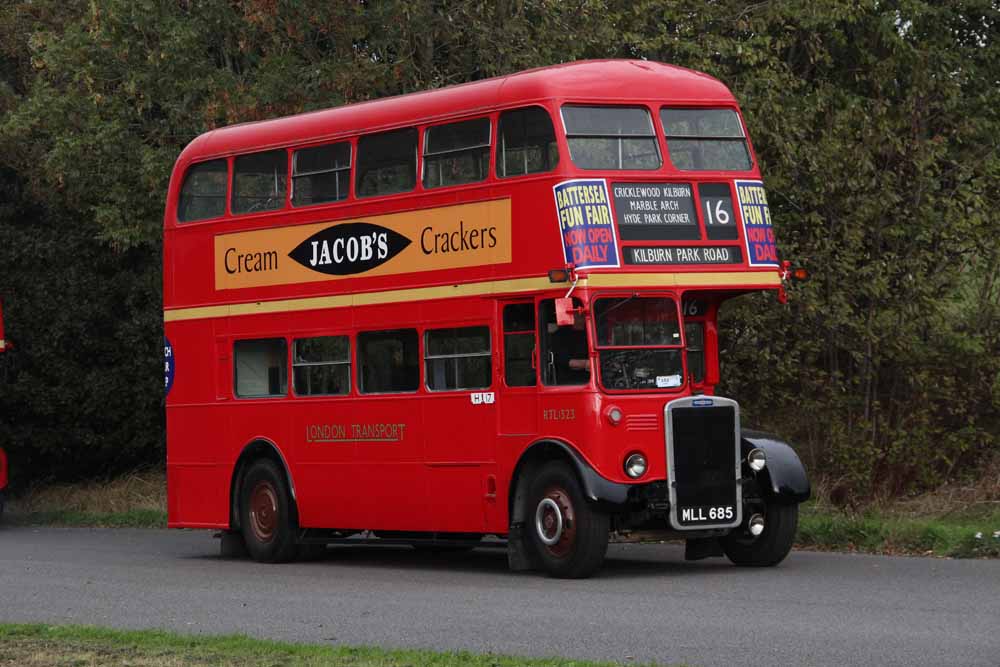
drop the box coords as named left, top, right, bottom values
left=539, top=298, right=590, bottom=386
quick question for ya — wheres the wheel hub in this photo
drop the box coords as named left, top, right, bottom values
left=534, top=486, right=576, bottom=558
left=249, top=480, right=278, bottom=543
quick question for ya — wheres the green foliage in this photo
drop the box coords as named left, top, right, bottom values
left=0, top=0, right=997, bottom=496
left=604, top=0, right=1000, bottom=494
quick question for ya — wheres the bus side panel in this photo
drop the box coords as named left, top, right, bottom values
left=293, top=394, right=428, bottom=532
left=166, top=319, right=231, bottom=528
left=422, top=392, right=496, bottom=533
left=166, top=406, right=231, bottom=528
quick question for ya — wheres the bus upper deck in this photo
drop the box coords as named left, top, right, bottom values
left=163, top=60, right=781, bottom=321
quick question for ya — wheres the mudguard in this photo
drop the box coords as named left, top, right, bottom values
left=510, top=440, right=631, bottom=520
left=551, top=441, right=632, bottom=507
left=740, top=429, right=811, bottom=504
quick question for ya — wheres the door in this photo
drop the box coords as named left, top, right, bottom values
left=497, top=301, right=538, bottom=436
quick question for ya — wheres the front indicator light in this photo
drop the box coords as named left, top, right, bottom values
left=606, top=406, right=623, bottom=425
left=748, top=513, right=765, bottom=536
left=624, top=453, right=647, bottom=479
left=747, top=448, right=767, bottom=472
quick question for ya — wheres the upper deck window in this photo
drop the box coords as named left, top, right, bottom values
left=232, top=150, right=288, bottom=214
left=561, top=106, right=660, bottom=170
left=660, top=108, right=752, bottom=171
left=177, top=159, right=227, bottom=222
left=496, top=107, right=558, bottom=178
left=292, top=142, right=351, bottom=206
left=423, top=118, right=491, bottom=189
left=356, top=128, right=417, bottom=198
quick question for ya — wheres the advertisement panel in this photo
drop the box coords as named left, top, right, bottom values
left=214, top=199, right=512, bottom=290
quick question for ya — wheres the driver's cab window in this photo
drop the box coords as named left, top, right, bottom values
left=539, top=298, right=590, bottom=386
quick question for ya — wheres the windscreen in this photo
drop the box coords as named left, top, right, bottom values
left=594, top=297, right=683, bottom=391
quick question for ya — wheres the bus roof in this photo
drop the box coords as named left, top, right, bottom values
left=180, top=60, right=737, bottom=163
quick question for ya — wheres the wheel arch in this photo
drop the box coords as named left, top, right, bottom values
left=228, top=438, right=298, bottom=531
left=740, top=429, right=811, bottom=504
left=508, top=439, right=630, bottom=527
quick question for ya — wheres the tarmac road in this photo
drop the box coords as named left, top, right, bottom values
left=1, top=526, right=999, bottom=666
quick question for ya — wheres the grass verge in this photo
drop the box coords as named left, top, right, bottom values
left=798, top=462, right=1000, bottom=558
left=797, top=505, right=1000, bottom=558
left=6, top=469, right=167, bottom=528
left=4, top=508, right=167, bottom=528
left=0, top=623, right=669, bottom=667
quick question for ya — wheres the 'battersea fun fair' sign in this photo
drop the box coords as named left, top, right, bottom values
left=736, top=180, right=778, bottom=266
left=553, top=179, right=619, bottom=269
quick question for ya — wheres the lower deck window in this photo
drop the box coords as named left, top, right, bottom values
left=234, top=338, right=287, bottom=397
left=293, top=336, right=350, bottom=395
left=424, top=326, right=491, bottom=391
left=359, top=329, right=419, bottom=393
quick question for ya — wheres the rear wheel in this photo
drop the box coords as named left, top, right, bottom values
left=526, top=461, right=609, bottom=578
left=722, top=501, right=798, bottom=567
left=240, top=459, right=299, bottom=563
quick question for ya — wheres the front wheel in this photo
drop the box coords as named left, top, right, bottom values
left=526, top=461, right=609, bottom=578
left=239, top=459, right=299, bottom=563
left=722, top=502, right=798, bottom=567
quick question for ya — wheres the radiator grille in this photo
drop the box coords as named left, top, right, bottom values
left=665, top=399, right=741, bottom=530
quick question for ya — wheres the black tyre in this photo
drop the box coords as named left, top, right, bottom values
left=525, top=461, right=609, bottom=578
left=722, top=502, right=798, bottom=567
left=239, top=459, right=299, bottom=563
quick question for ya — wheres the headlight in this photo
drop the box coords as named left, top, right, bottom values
left=624, top=452, right=647, bottom=479
left=747, top=448, right=766, bottom=472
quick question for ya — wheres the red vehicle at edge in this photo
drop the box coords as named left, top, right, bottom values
left=163, top=60, right=810, bottom=578
left=0, top=298, right=8, bottom=518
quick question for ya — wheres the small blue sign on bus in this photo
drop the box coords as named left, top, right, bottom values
left=692, top=398, right=714, bottom=407
left=164, top=336, right=175, bottom=396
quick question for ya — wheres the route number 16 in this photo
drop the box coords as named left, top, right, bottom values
left=704, top=199, right=731, bottom=225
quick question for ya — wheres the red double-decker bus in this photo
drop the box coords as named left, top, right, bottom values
left=164, top=60, right=809, bottom=578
